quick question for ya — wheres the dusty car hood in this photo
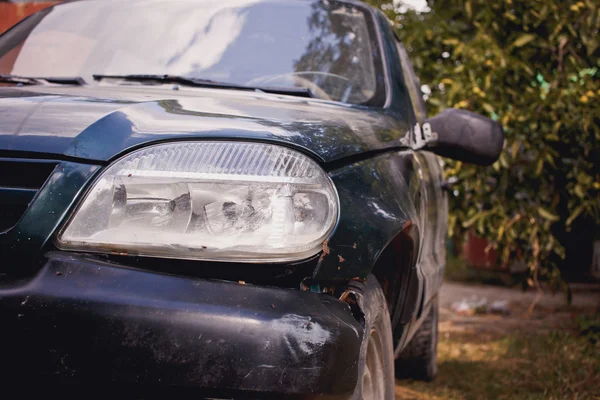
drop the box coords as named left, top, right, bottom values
left=0, top=84, right=411, bottom=164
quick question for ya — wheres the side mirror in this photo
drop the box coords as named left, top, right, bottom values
left=425, top=109, right=504, bottom=166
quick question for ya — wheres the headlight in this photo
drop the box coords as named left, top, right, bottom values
left=57, top=142, right=338, bottom=262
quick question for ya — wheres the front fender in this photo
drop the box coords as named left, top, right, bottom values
left=315, top=151, right=422, bottom=281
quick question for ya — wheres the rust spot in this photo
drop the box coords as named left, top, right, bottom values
left=318, top=239, right=331, bottom=261
left=300, top=279, right=311, bottom=291
left=238, top=280, right=246, bottom=285
left=55, top=271, right=63, bottom=276
left=321, top=286, right=333, bottom=295
left=128, top=173, right=132, bottom=177
left=345, top=296, right=358, bottom=306
left=338, top=255, right=345, bottom=263
left=271, top=304, right=276, bottom=308
left=322, top=240, right=330, bottom=255
left=339, top=289, right=351, bottom=302
left=352, top=242, right=357, bottom=249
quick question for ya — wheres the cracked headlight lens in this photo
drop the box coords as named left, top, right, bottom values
left=57, top=142, right=338, bottom=262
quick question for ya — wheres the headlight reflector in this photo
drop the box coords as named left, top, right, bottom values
left=58, top=142, right=338, bottom=262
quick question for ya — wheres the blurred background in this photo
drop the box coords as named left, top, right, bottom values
left=368, top=0, right=600, bottom=288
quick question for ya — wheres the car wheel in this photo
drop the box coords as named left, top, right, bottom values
left=350, top=275, right=395, bottom=400
left=394, top=295, right=439, bottom=381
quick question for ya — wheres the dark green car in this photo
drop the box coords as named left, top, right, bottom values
left=0, top=0, right=502, bottom=398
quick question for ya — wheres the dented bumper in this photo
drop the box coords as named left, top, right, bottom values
left=0, top=253, right=362, bottom=397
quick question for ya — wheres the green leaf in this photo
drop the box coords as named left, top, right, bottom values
left=477, top=215, right=485, bottom=233
left=499, top=152, right=510, bottom=168
left=566, top=203, right=587, bottom=226
left=551, top=121, right=562, bottom=135
left=545, top=153, right=556, bottom=168
left=482, top=103, right=495, bottom=114
left=537, top=207, right=560, bottom=222
left=535, top=158, right=544, bottom=176
left=529, top=225, right=539, bottom=243
left=512, top=34, right=536, bottom=48
left=497, top=223, right=505, bottom=241
left=448, top=213, right=457, bottom=237
left=511, top=140, right=519, bottom=159
left=461, top=211, right=489, bottom=228
left=504, top=11, right=518, bottom=22
left=442, top=39, right=459, bottom=46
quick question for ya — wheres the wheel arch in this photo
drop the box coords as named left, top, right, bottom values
left=370, top=221, right=421, bottom=349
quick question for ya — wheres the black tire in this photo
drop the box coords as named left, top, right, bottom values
left=394, top=295, right=439, bottom=381
left=350, top=275, right=395, bottom=400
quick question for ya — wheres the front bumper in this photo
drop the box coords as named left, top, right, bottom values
left=0, top=252, right=362, bottom=397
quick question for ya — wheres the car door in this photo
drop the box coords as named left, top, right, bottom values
left=396, top=40, right=447, bottom=309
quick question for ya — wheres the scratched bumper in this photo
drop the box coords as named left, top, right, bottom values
left=0, top=252, right=362, bottom=397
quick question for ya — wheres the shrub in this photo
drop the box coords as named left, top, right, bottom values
left=370, top=0, right=600, bottom=285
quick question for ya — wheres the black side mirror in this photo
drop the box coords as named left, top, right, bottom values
left=425, top=109, right=504, bottom=166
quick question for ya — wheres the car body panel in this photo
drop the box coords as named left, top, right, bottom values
left=0, top=160, right=99, bottom=270
left=320, top=149, right=446, bottom=338
left=413, top=151, right=447, bottom=312
left=0, top=85, right=414, bottom=165
left=0, top=252, right=362, bottom=396
left=316, top=151, right=420, bottom=281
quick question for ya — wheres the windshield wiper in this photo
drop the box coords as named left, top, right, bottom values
left=0, top=74, right=39, bottom=85
left=93, top=74, right=315, bottom=99
left=41, top=76, right=87, bottom=85
left=0, top=74, right=87, bottom=85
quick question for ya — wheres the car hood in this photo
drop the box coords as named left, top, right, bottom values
left=0, top=84, right=411, bottom=164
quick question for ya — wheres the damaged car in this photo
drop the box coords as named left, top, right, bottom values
left=0, top=0, right=503, bottom=398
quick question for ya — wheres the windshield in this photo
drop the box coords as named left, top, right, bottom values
left=0, top=0, right=385, bottom=105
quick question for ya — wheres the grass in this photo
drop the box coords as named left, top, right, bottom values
left=396, top=324, right=600, bottom=400
left=410, top=254, right=600, bottom=398
left=575, top=313, right=600, bottom=345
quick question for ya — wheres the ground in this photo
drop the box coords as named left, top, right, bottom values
left=395, top=281, right=600, bottom=400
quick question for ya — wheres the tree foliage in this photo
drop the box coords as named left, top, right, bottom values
left=369, top=0, right=600, bottom=283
